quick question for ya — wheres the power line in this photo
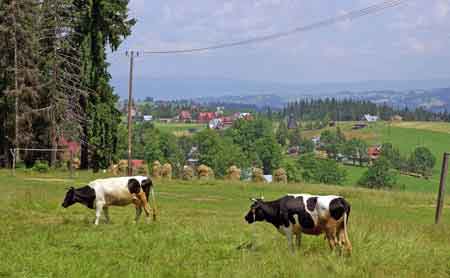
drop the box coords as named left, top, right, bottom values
left=141, top=0, right=411, bottom=55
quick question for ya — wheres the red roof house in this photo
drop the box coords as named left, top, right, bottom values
left=179, top=110, right=192, bottom=122
left=368, top=146, right=381, bottom=160
left=197, top=112, right=216, bottom=123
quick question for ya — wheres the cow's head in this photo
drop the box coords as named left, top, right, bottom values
left=61, top=187, right=76, bottom=208
left=245, top=197, right=266, bottom=224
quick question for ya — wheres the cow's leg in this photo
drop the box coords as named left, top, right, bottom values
left=136, top=191, right=152, bottom=223
left=280, top=226, right=294, bottom=253
left=295, top=232, right=302, bottom=249
left=103, top=206, right=110, bottom=223
left=325, top=227, right=337, bottom=251
left=134, top=207, right=143, bottom=223
left=342, top=213, right=352, bottom=254
left=94, top=202, right=105, bottom=225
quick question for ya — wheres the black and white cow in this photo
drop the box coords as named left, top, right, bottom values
left=62, top=176, right=156, bottom=225
left=245, top=194, right=352, bottom=253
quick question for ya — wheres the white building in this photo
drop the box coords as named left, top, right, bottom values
left=363, top=114, right=379, bottom=122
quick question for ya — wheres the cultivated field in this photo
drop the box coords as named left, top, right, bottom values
left=1, top=170, right=449, bottom=277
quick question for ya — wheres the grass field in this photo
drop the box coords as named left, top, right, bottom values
left=302, top=121, right=450, bottom=193
left=154, top=122, right=205, bottom=136
left=1, top=170, right=450, bottom=277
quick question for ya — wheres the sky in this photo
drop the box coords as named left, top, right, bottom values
left=108, top=0, right=450, bottom=97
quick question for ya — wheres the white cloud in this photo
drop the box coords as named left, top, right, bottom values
left=435, top=0, right=450, bottom=19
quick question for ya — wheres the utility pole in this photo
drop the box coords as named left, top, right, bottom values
left=12, top=0, right=20, bottom=162
left=126, top=51, right=138, bottom=176
left=435, top=152, right=449, bottom=224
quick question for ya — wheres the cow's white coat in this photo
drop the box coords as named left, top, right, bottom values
left=88, top=176, right=150, bottom=225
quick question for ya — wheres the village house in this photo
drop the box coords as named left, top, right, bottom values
left=179, top=110, right=192, bottom=122
left=368, top=146, right=382, bottom=160
left=198, top=112, right=216, bottom=123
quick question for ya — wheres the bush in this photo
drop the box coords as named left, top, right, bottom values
left=281, top=159, right=302, bottom=183
left=32, top=160, right=49, bottom=173
left=297, top=154, right=347, bottom=185
left=408, top=146, right=436, bottom=177
left=358, top=157, right=397, bottom=189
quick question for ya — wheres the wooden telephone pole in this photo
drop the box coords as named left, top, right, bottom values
left=126, top=51, right=138, bottom=176
left=435, top=152, right=449, bottom=224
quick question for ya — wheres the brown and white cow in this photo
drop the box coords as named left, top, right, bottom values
left=245, top=194, right=352, bottom=254
left=62, top=176, right=156, bottom=225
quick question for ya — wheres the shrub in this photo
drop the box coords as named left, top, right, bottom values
left=408, top=147, right=436, bottom=177
left=358, top=157, right=397, bottom=189
left=32, top=160, right=49, bottom=173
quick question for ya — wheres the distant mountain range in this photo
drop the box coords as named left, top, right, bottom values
left=195, top=87, right=450, bottom=113
left=111, top=77, right=450, bottom=111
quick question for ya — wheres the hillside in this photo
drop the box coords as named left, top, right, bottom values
left=302, top=121, right=450, bottom=192
left=1, top=170, right=449, bottom=277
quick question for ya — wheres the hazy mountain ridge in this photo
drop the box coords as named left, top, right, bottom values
left=195, top=88, right=450, bottom=112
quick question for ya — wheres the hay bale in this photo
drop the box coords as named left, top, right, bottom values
left=109, top=164, right=119, bottom=175
left=252, top=167, right=265, bottom=183
left=226, top=165, right=241, bottom=181
left=136, top=163, right=149, bottom=176
left=161, top=163, right=172, bottom=180
left=152, top=161, right=162, bottom=179
left=198, top=164, right=214, bottom=180
left=273, top=168, right=287, bottom=183
left=182, top=165, right=195, bottom=180
left=118, top=160, right=128, bottom=175
left=207, top=167, right=215, bottom=179
left=71, top=157, right=80, bottom=169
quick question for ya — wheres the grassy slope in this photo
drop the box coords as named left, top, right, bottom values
left=303, top=121, right=450, bottom=193
left=1, top=170, right=450, bottom=277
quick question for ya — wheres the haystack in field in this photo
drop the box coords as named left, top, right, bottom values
left=152, top=161, right=162, bottom=179
left=198, top=164, right=214, bottom=180
left=118, top=160, right=128, bottom=175
left=182, top=165, right=195, bottom=180
left=252, top=167, right=265, bottom=183
left=161, top=163, right=172, bottom=180
left=71, top=157, right=81, bottom=169
left=273, top=168, right=287, bottom=183
left=136, top=163, right=149, bottom=176
left=226, top=165, right=241, bottom=181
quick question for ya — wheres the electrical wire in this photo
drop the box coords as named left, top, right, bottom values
left=140, top=0, right=411, bottom=55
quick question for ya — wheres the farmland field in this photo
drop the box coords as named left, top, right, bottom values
left=1, top=170, right=449, bottom=277
left=154, top=122, right=205, bottom=135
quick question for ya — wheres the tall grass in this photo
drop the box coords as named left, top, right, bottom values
left=0, top=171, right=449, bottom=277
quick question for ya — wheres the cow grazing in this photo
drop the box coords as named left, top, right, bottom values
left=244, top=194, right=351, bottom=254
left=62, top=176, right=156, bottom=225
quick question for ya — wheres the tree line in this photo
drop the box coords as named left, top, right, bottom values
left=0, top=0, right=134, bottom=170
left=279, top=98, right=450, bottom=122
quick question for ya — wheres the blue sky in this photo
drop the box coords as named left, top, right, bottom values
left=108, top=0, right=450, bottom=96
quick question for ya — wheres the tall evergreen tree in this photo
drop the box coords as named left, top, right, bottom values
left=73, top=0, right=135, bottom=170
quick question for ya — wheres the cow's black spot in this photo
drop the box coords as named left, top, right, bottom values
left=127, top=179, right=141, bottom=194
left=329, top=197, right=350, bottom=221
left=298, top=212, right=315, bottom=229
left=141, top=178, right=153, bottom=200
left=73, top=186, right=96, bottom=209
left=306, top=197, right=317, bottom=211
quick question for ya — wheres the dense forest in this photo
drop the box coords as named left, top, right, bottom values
left=280, top=98, right=450, bottom=122
left=0, top=0, right=134, bottom=170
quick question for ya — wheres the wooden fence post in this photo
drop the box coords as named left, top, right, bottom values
left=10, top=148, right=16, bottom=177
left=69, top=150, right=74, bottom=179
left=435, top=153, right=449, bottom=224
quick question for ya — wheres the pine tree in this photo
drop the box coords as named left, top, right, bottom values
left=73, top=0, right=136, bottom=170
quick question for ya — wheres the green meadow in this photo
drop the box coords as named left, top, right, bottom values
left=302, top=121, right=450, bottom=193
left=1, top=170, right=449, bottom=277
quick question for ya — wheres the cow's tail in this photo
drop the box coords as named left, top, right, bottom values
left=342, top=201, right=352, bottom=254
left=142, top=178, right=157, bottom=221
